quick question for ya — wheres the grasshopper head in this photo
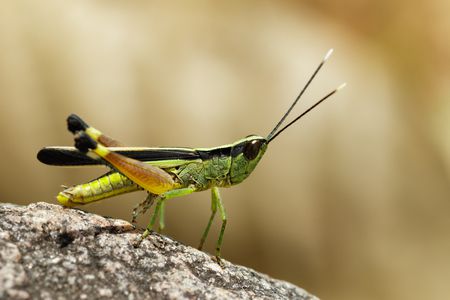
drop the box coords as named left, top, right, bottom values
left=229, top=135, right=268, bottom=185
left=230, top=50, right=344, bottom=185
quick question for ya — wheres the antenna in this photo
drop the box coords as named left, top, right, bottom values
left=267, top=83, right=346, bottom=143
left=266, top=49, right=334, bottom=141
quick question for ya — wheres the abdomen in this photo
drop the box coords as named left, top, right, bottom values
left=57, top=172, right=141, bottom=206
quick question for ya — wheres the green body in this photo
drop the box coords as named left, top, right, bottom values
left=58, top=135, right=267, bottom=206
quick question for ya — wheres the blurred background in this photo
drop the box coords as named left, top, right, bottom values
left=1, top=1, right=449, bottom=299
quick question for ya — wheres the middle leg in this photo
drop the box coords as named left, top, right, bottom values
left=134, top=186, right=196, bottom=246
left=198, top=189, right=218, bottom=250
left=213, top=187, right=227, bottom=267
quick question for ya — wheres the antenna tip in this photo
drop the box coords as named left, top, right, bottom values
left=324, top=48, right=334, bottom=61
left=336, top=82, right=347, bottom=91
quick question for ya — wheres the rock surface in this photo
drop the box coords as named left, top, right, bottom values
left=0, top=202, right=318, bottom=300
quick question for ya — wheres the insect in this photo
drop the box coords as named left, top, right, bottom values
left=37, top=49, right=345, bottom=266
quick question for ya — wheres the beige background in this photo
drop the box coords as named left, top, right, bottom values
left=1, top=1, right=449, bottom=299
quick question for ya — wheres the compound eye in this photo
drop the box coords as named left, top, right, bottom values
left=243, top=140, right=262, bottom=160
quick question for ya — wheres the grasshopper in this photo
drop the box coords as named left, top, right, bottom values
left=37, top=49, right=345, bottom=265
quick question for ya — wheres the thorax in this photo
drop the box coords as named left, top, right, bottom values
left=169, top=156, right=233, bottom=191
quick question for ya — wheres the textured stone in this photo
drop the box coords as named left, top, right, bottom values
left=0, top=202, right=318, bottom=300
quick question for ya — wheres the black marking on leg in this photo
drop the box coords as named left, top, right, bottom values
left=74, top=132, right=98, bottom=153
left=67, top=114, right=89, bottom=133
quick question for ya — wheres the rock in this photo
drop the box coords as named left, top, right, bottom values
left=0, top=202, right=318, bottom=300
